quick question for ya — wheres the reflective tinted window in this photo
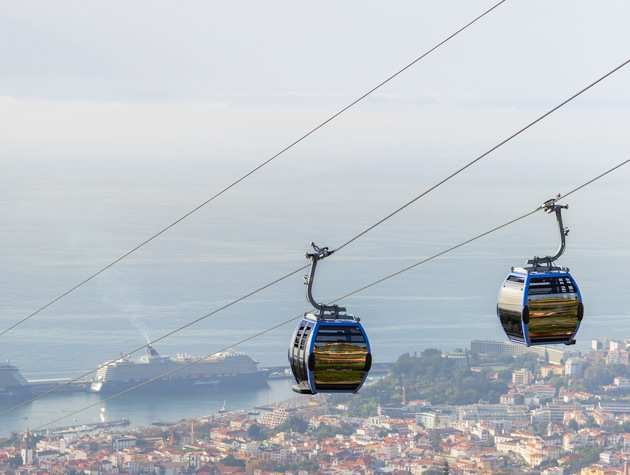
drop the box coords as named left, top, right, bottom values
left=528, top=276, right=576, bottom=295
left=290, top=322, right=312, bottom=383
left=315, top=325, right=366, bottom=343
left=527, top=276, right=580, bottom=343
left=312, top=325, right=369, bottom=391
left=498, top=278, right=525, bottom=341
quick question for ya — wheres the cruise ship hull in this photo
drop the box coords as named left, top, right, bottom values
left=90, top=370, right=269, bottom=394
left=0, top=386, right=33, bottom=400
left=89, top=346, right=270, bottom=394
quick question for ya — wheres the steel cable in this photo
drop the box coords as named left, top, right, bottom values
left=0, top=263, right=310, bottom=417
left=24, top=156, right=630, bottom=429
left=2, top=53, right=628, bottom=416
left=0, top=0, right=507, bottom=339
left=333, top=59, right=630, bottom=254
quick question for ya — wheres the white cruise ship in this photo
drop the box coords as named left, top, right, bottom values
left=89, top=346, right=269, bottom=394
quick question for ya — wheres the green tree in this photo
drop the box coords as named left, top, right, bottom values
left=513, top=353, right=539, bottom=373
left=0, top=437, right=18, bottom=446
left=193, top=421, right=217, bottom=439
left=429, top=430, right=442, bottom=449
left=498, top=369, right=513, bottom=381
left=583, top=366, right=612, bottom=391
left=611, top=420, right=630, bottom=434
left=336, top=349, right=511, bottom=413
left=585, top=415, right=598, bottom=428
left=536, top=421, right=550, bottom=436
left=273, top=416, right=309, bottom=434
left=246, top=459, right=279, bottom=473
left=297, top=460, right=320, bottom=473
left=247, top=423, right=265, bottom=441
left=9, top=454, right=23, bottom=468
left=311, top=422, right=354, bottom=441
left=222, top=454, right=246, bottom=467
left=549, top=375, right=568, bottom=390
left=563, top=446, right=602, bottom=473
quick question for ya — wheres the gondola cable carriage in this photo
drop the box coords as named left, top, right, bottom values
left=288, top=243, right=372, bottom=394
left=497, top=196, right=584, bottom=346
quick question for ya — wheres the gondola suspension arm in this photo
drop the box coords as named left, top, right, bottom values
left=304, top=242, right=348, bottom=320
left=527, top=195, right=569, bottom=271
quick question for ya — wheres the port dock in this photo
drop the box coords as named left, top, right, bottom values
left=28, top=378, right=89, bottom=395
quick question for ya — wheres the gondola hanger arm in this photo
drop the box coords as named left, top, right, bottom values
left=304, top=242, right=346, bottom=320
left=527, top=194, right=570, bottom=270
left=304, top=242, right=335, bottom=261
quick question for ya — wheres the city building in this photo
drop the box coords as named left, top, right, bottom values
left=416, top=408, right=457, bottom=429
left=565, top=357, right=583, bottom=377
left=512, top=368, right=533, bottom=385
left=471, top=340, right=580, bottom=365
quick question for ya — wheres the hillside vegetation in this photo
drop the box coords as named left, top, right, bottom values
left=331, top=349, right=510, bottom=416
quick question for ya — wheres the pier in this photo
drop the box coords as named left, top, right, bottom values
left=28, top=378, right=89, bottom=395
left=29, top=419, right=130, bottom=437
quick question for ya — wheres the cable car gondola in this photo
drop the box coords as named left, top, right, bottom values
left=289, top=243, right=372, bottom=395
left=497, top=197, right=584, bottom=346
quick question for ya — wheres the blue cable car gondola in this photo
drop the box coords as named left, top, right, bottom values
left=497, top=198, right=584, bottom=346
left=289, top=243, right=372, bottom=395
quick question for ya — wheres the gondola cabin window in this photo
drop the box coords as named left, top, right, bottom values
left=314, top=326, right=366, bottom=343
left=290, top=322, right=313, bottom=384
left=312, top=325, right=369, bottom=392
left=498, top=276, right=525, bottom=342
left=526, top=276, right=580, bottom=344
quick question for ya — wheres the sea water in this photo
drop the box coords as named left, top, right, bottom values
left=1, top=170, right=628, bottom=438
left=1, top=248, right=627, bottom=437
left=0, top=378, right=298, bottom=438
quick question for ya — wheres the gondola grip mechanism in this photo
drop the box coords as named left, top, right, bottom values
left=527, top=196, right=570, bottom=271
left=304, top=242, right=347, bottom=320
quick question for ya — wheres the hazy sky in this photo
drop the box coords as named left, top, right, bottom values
left=1, top=1, right=630, bottom=380
left=2, top=1, right=629, bottom=162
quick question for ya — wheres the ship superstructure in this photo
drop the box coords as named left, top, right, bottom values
left=0, top=359, right=33, bottom=399
left=90, top=346, right=269, bottom=394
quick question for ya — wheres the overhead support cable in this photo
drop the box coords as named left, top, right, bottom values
left=0, top=263, right=310, bottom=417
left=32, top=315, right=301, bottom=432
left=333, top=58, right=630, bottom=254
left=2, top=51, right=628, bottom=415
left=560, top=159, right=630, bottom=201
left=0, top=0, right=507, bottom=339
left=18, top=157, right=630, bottom=428
left=322, top=158, right=630, bottom=305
